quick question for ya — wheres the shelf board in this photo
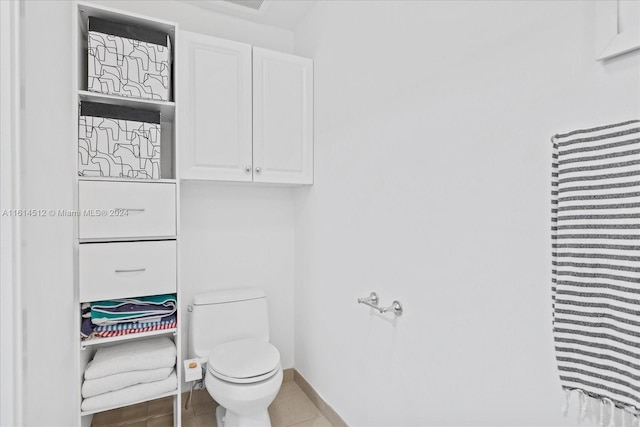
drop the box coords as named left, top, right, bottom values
left=77, top=1, right=177, bottom=48
left=78, top=176, right=177, bottom=184
left=81, top=328, right=177, bottom=350
left=78, top=91, right=175, bottom=120
left=80, top=389, right=178, bottom=416
left=79, top=236, right=178, bottom=244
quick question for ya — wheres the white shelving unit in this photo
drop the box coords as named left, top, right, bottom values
left=80, top=390, right=180, bottom=417
left=77, top=176, right=177, bottom=184
left=78, top=90, right=176, bottom=120
left=72, top=2, right=181, bottom=426
left=80, top=329, right=178, bottom=350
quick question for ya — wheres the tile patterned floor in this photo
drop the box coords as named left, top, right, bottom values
left=91, top=380, right=333, bottom=427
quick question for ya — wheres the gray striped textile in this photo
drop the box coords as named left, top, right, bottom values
left=552, top=120, right=640, bottom=417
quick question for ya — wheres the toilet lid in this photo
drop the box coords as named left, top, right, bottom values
left=208, top=339, right=280, bottom=381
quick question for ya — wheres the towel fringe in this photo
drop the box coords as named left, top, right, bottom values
left=561, top=388, right=640, bottom=426
left=562, top=388, right=570, bottom=417
left=622, top=406, right=639, bottom=427
left=577, top=390, right=584, bottom=424
left=581, top=391, right=589, bottom=422
left=606, top=398, right=615, bottom=427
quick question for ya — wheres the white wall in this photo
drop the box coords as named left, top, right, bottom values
left=21, top=1, right=77, bottom=425
left=293, top=1, right=640, bottom=426
left=1, top=1, right=22, bottom=425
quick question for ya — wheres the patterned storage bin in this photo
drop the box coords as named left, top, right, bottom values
left=88, top=17, right=171, bottom=101
left=78, top=102, right=161, bottom=179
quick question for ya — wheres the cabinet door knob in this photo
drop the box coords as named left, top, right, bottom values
left=255, top=167, right=262, bottom=174
left=245, top=166, right=251, bottom=173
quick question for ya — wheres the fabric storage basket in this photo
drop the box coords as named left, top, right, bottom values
left=78, top=101, right=161, bottom=180
left=88, top=17, right=171, bottom=101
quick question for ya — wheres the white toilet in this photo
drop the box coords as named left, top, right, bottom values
left=189, top=288, right=283, bottom=427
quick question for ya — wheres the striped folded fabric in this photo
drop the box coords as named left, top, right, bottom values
left=552, top=120, right=640, bottom=422
left=91, top=294, right=177, bottom=325
left=92, top=316, right=177, bottom=338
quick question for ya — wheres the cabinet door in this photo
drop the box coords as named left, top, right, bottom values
left=253, top=48, right=313, bottom=185
left=178, top=31, right=252, bottom=181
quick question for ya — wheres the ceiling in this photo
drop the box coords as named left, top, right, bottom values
left=182, top=0, right=318, bottom=30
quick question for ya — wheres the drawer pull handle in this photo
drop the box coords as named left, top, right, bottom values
left=114, top=268, right=147, bottom=273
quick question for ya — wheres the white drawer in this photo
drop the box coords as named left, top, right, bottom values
left=79, top=240, right=176, bottom=302
left=78, top=181, right=176, bottom=240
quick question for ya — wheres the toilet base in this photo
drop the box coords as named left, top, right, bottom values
left=216, top=405, right=272, bottom=427
left=216, top=406, right=225, bottom=426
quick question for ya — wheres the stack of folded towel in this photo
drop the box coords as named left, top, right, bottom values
left=81, top=337, right=177, bottom=412
left=81, top=294, right=177, bottom=340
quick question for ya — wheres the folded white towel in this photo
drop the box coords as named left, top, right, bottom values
left=81, top=370, right=177, bottom=413
left=84, top=337, right=176, bottom=380
left=82, top=366, right=173, bottom=398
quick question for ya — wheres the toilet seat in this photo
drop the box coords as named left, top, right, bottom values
left=209, top=365, right=280, bottom=384
left=208, top=338, right=281, bottom=384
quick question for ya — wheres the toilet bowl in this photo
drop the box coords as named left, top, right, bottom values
left=206, top=338, right=282, bottom=427
left=207, top=367, right=283, bottom=427
left=189, top=289, right=283, bottom=427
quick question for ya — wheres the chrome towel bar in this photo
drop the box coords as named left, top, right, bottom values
left=358, top=292, right=403, bottom=316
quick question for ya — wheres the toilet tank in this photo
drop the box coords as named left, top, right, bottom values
left=189, top=288, right=270, bottom=358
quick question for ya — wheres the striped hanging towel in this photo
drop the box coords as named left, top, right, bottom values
left=552, top=120, right=640, bottom=420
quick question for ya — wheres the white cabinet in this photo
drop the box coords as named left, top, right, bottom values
left=178, top=32, right=252, bottom=182
left=178, top=32, right=313, bottom=184
left=253, top=48, right=313, bottom=185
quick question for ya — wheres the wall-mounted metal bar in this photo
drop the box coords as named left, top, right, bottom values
left=357, top=292, right=403, bottom=316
